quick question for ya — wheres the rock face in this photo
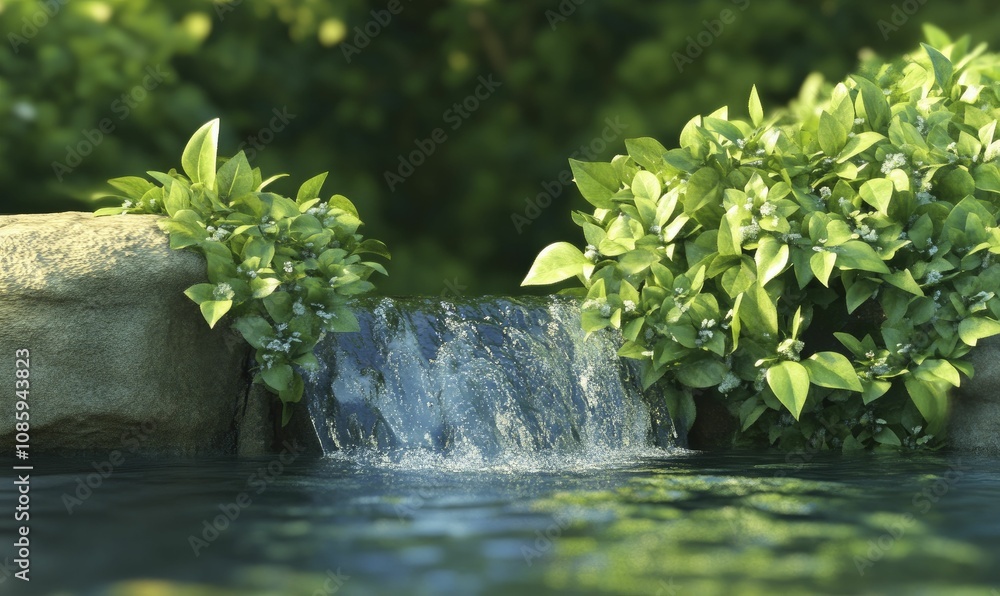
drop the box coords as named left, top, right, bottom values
left=0, top=212, right=253, bottom=455
left=949, top=336, right=1000, bottom=454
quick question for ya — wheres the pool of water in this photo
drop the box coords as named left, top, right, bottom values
left=3, top=448, right=1000, bottom=595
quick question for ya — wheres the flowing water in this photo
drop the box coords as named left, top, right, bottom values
left=3, top=297, right=1000, bottom=595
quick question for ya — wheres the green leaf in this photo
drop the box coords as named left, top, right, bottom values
left=164, top=182, right=190, bottom=217
left=748, top=85, right=764, bottom=127
left=882, top=270, right=924, bottom=296
left=958, top=317, right=1000, bottom=346
left=181, top=118, right=219, bottom=188
left=755, top=236, right=789, bottom=286
left=296, top=172, right=329, bottom=204
left=625, top=137, right=669, bottom=172
left=836, top=132, right=886, bottom=163
left=570, top=159, right=619, bottom=209
left=766, top=361, right=810, bottom=420
left=802, top=352, right=863, bottom=392
left=199, top=299, right=232, bottom=328
left=183, top=283, right=217, bottom=305
left=356, top=239, right=391, bottom=259
left=675, top=358, right=728, bottom=388
left=324, top=306, right=361, bottom=333
left=904, top=377, right=948, bottom=432
left=262, top=364, right=293, bottom=392
left=108, top=176, right=154, bottom=199
left=874, top=427, right=901, bottom=447
left=862, top=380, right=892, bottom=405
left=631, top=170, right=661, bottom=201
left=810, top=251, right=837, bottom=287
left=973, top=163, right=1000, bottom=194
left=522, top=242, right=591, bottom=285
left=250, top=276, right=282, bottom=299
left=280, top=372, right=305, bottom=404
left=859, top=178, right=894, bottom=213
left=818, top=111, right=848, bottom=156
left=914, top=359, right=961, bottom=387
left=215, top=151, right=254, bottom=200
left=619, top=249, right=660, bottom=275
left=921, top=43, right=954, bottom=89
left=836, top=241, right=890, bottom=273
left=851, top=75, right=890, bottom=131
left=233, top=315, right=272, bottom=349
left=740, top=282, right=778, bottom=338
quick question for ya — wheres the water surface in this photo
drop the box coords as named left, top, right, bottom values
left=3, top=449, right=999, bottom=595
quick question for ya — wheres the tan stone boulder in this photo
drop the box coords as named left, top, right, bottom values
left=0, top=212, right=260, bottom=455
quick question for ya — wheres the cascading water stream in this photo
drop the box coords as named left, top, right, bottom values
left=299, top=296, right=684, bottom=470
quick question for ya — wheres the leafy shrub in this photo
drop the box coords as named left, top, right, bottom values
left=9, top=2, right=1000, bottom=296
left=96, top=119, right=389, bottom=423
left=524, top=29, right=1000, bottom=450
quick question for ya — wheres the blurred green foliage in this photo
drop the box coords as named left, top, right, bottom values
left=3, top=0, right=1000, bottom=294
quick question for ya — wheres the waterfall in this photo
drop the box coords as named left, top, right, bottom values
left=299, top=296, right=684, bottom=470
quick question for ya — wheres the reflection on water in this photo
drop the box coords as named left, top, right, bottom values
left=1, top=450, right=999, bottom=595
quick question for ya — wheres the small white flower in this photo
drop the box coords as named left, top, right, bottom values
left=718, top=372, right=741, bottom=394
left=881, top=152, right=907, bottom=175
left=623, top=300, right=637, bottom=314
left=739, top=220, right=760, bottom=243
left=213, top=283, right=235, bottom=301
left=819, top=187, right=832, bottom=199
left=759, top=202, right=777, bottom=217
left=283, top=262, right=294, bottom=274
left=122, top=200, right=134, bottom=209
left=736, top=138, right=747, bottom=149
left=599, top=304, right=612, bottom=318
left=925, top=270, right=942, bottom=284
left=292, top=300, right=306, bottom=316
left=854, top=117, right=865, bottom=126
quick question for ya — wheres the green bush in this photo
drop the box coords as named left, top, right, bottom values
left=97, top=119, right=388, bottom=423
left=7, top=2, right=1000, bottom=295
left=524, top=27, right=1000, bottom=450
